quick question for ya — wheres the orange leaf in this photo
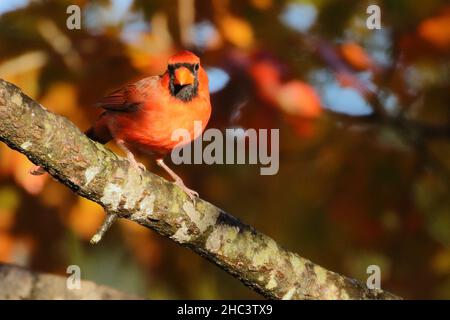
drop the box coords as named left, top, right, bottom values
left=250, top=0, right=272, bottom=10
left=67, top=198, right=105, bottom=240
left=418, top=9, right=450, bottom=50
left=249, top=61, right=281, bottom=105
left=339, top=42, right=374, bottom=71
left=276, top=81, right=322, bottom=118
left=0, top=232, right=14, bottom=262
left=220, top=15, right=254, bottom=48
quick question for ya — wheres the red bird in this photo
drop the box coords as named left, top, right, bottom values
left=32, top=51, right=211, bottom=199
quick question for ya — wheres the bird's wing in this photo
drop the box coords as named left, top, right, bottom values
left=96, top=77, right=158, bottom=112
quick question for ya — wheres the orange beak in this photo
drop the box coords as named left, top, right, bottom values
left=174, top=66, right=195, bottom=86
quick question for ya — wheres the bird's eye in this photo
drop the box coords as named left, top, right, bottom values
left=194, top=63, right=199, bottom=71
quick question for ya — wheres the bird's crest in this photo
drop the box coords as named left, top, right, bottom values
left=168, top=51, right=200, bottom=65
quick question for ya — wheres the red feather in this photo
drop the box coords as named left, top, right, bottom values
left=89, top=51, right=211, bottom=156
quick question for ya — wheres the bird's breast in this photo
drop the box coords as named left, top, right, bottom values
left=109, top=95, right=211, bottom=155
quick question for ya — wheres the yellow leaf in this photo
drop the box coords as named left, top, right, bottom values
left=220, top=15, right=254, bottom=48
left=251, top=0, right=272, bottom=10
left=432, top=249, right=450, bottom=275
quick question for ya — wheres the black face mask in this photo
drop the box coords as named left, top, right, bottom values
left=168, top=63, right=200, bottom=102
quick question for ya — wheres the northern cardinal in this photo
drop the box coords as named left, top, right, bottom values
left=32, top=51, right=211, bottom=200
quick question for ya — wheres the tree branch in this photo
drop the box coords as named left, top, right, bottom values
left=0, top=79, right=400, bottom=300
left=0, top=263, right=139, bottom=299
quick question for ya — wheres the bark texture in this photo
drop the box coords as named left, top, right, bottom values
left=0, top=79, right=401, bottom=300
left=0, top=263, right=138, bottom=299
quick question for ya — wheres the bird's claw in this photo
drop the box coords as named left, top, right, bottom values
left=174, top=179, right=199, bottom=202
left=128, top=156, right=146, bottom=173
left=136, top=162, right=146, bottom=172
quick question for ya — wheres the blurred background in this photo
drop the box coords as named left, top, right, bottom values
left=0, top=0, right=449, bottom=299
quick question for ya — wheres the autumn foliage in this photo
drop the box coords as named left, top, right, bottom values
left=0, top=0, right=449, bottom=299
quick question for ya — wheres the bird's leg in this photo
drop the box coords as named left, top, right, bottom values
left=116, top=139, right=146, bottom=172
left=156, top=158, right=199, bottom=201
